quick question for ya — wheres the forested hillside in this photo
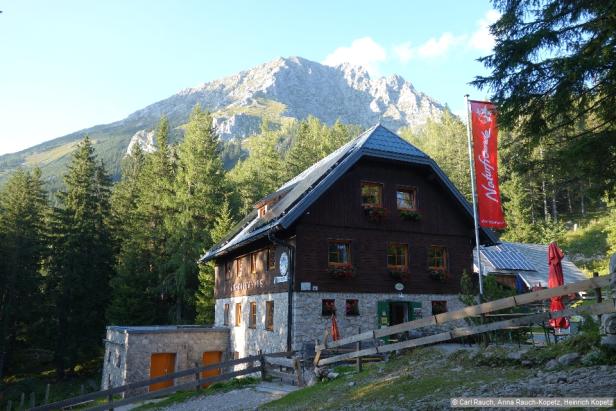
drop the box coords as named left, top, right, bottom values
left=1, top=105, right=614, bottom=381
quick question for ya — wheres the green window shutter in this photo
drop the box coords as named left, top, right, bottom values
left=377, top=301, right=390, bottom=328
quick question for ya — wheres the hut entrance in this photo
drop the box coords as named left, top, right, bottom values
left=149, top=353, right=176, bottom=392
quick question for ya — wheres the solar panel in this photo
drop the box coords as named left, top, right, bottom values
left=482, top=243, right=536, bottom=271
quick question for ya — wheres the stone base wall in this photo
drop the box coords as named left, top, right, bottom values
left=214, top=292, right=466, bottom=357
left=291, top=292, right=466, bottom=350
left=215, top=293, right=289, bottom=358
left=101, top=328, right=229, bottom=396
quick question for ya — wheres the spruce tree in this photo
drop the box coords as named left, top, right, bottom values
left=195, top=199, right=235, bottom=324
left=108, top=118, right=176, bottom=325
left=0, top=169, right=47, bottom=377
left=46, top=137, right=113, bottom=377
left=169, top=106, right=226, bottom=323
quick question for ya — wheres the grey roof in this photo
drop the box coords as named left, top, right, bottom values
left=106, top=325, right=226, bottom=334
left=474, top=242, right=588, bottom=288
left=482, top=243, right=536, bottom=271
left=202, top=124, right=498, bottom=261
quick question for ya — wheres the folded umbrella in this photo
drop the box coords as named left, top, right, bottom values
left=331, top=314, right=341, bottom=341
left=547, top=242, right=569, bottom=329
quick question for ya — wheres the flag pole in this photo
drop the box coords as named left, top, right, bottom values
left=464, top=94, right=484, bottom=300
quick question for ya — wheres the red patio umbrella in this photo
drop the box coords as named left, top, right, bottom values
left=547, top=242, right=569, bottom=329
left=331, top=314, right=341, bottom=341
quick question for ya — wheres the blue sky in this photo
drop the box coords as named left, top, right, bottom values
left=0, top=0, right=498, bottom=155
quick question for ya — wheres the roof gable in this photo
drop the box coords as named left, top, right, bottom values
left=202, top=124, right=497, bottom=261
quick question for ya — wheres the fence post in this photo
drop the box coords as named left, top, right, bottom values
left=18, top=393, right=24, bottom=410
left=6, top=400, right=11, bottom=411
left=29, top=393, right=35, bottom=409
left=44, top=384, right=50, bottom=404
left=293, top=357, right=305, bottom=387
left=194, top=362, right=201, bottom=392
left=107, top=374, right=114, bottom=411
left=259, top=350, right=267, bottom=381
left=356, top=327, right=362, bottom=373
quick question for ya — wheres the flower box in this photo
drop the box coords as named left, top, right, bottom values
left=399, top=210, right=421, bottom=221
left=428, top=270, right=447, bottom=281
left=328, top=264, right=355, bottom=279
left=363, top=206, right=387, bottom=222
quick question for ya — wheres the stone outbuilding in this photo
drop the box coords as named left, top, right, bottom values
left=101, top=325, right=229, bottom=395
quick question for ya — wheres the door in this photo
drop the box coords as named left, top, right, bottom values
left=201, top=351, right=222, bottom=387
left=149, top=353, right=176, bottom=392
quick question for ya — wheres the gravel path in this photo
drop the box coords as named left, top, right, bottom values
left=160, top=382, right=297, bottom=411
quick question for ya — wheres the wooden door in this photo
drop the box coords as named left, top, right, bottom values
left=149, top=353, right=176, bottom=392
left=201, top=351, right=222, bottom=387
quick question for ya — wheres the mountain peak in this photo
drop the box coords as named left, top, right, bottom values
left=0, top=56, right=446, bottom=186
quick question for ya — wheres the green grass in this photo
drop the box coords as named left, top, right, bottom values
left=560, top=212, right=612, bottom=275
left=262, top=348, right=531, bottom=411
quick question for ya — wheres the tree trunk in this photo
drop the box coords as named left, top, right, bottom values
left=567, top=188, right=573, bottom=214
left=552, top=189, right=558, bottom=223
left=542, top=179, right=549, bottom=222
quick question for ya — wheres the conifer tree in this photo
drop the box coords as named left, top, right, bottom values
left=0, top=169, right=47, bottom=377
left=229, top=121, right=285, bottom=213
left=195, top=198, right=235, bottom=324
left=108, top=118, right=176, bottom=324
left=169, top=106, right=226, bottom=322
left=46, top=137, right=113, bottom=377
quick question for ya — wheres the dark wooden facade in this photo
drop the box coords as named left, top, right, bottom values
left=215, top=157, right=475, bottom=299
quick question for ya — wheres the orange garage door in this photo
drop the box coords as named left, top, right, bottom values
left=201, top=351, right=222, bottom=387
left=149, top=353, right=176, bottom=392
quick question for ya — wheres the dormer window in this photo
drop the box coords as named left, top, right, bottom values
left=258, top=204, right=268, bottom=218
left=361, top=182, right=382, bottom=208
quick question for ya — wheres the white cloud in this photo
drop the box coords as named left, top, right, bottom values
left=393, top=41, right=414, bottom=63
left=322, top=37, right=387, bottom=76
left=417, top=32, right=465, bottom=58
left=468, top=9, right=501, bottom=52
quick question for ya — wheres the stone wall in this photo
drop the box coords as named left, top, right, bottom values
left=214, top=293, right=289, bottom=358
left=214, top=292, right=465, bottom=356
left=101, top=326, right=229, bottom=396
left=291, top=292, right=466, bottom=349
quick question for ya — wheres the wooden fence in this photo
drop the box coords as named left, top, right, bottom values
left=29, top=351, right=303, bottom=411
left=315, top=275, right=614, bottom=366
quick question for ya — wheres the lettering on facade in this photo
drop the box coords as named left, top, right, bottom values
left=230, top=279, right=265, bottom=292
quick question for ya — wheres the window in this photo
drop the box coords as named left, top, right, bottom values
left=249, top=302, right=257, bottom=329
left=267, top=247, right=276, bottom=271
left=322, top=299, right=336, bottom=316
left=265, top=301, right=274, bottom=331
left=328, top=240, right=351, bottom=266
left=387, top=243, right=409, bottom=271
left=361, top=182, right=382, bottom=207
left=250, top=253, right=257, bottom=274
left=428, top=246, right=448, bottom=272
left=258, top=204, right=268, bottom=218
left=236, top=258, right=244, bottom=277
left=345, top=299, right=359, bottom=316
left=396, top=188, right=417, bottom=210
left=431, top=300, right=448, bottom=315
left=223, top=303, right=230, bottom=326
left=235, top=303, right=242, bottom=327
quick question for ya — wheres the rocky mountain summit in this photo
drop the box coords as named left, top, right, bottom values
left=0, top=56, right=446, bottom=185
left=126, top=56, right=444, bottom=151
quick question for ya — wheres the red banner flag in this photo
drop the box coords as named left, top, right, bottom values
left=470, top=100, right=507, bottom=229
